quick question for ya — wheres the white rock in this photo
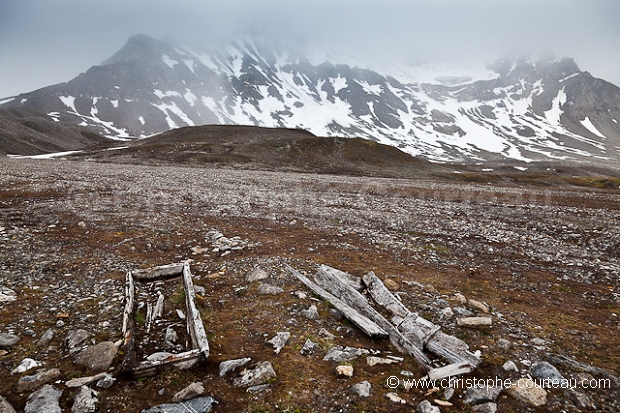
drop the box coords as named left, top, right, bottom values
left=11, top=358, right=42, bottom=375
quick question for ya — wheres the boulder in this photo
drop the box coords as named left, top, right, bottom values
left=300, top=339, right=318, bottom=356
left=172, top=382, right=204, bottom=403
left=74, top=341, right=117, bottom=372
left=233, top=361, right=276, bottom=388
left=335, top=365, right=354, bottom=378
left=71, top=386, right=98, bottom=413
left=531, top=361, right=564, bottom=382
left=245, top=268, right=269, bottom=282
left=267, top=332, right=290, bottom=355
left=506, top=378, right=547, bottom=407
left=219, top=358, right=251, bottom=377
left=0, top=333, right=20, bottom=348
left=17, top=368, right=62, bottom=393
left=24, top=385, right=62, bottom=413
left=350, top=381, right=371, bottom=397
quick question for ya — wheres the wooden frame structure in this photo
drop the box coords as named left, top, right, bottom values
left=122, top=262, right=210, bottom=378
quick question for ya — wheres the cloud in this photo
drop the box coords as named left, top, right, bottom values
left=0, top=0, right=619, bottom=97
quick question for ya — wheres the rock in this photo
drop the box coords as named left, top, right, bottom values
left=24, top=384, right=62, bottom=413
left=453, top=293, right=467, bottom=305
left=502, top=360, right=519, bottom=372
left=300, top=339, right=318, bottom=356
left=165, top=327, right=178, bottom=344
left=11, top=358, right=42, bottom=375
left=172, top=382, right=204, bottom=403
left=463, top=386, right=502, bottom=405
left=233, top=361, right=277, bottom=388
left=472, top=402, right=498, bottom=413
left=141, top=397, right=217, bottom=413
left=452, top=307, right=475, bottom=317
left=267, top=332, right=290, bottom=354
left=66, top=372, right=109, bottom=388
left=245, top=267, right=269, bottom=282
left=350, top=381, right=371, bottom=397
left=301, top=305, right=319, bottom=320
left=17, top=368, right=62, bottom=392
left=335, top=365, right=354, bottom=378
left=443, top=387, right=455, bottom=400
left=96, top=374, right=116, bottom=389
left=318, top=328, right=336, bottom=340
left=323, top=346, right=369, bottom=362
left=257, top=284, right=283, bottom=295
left=71, top=386, right=98, bottom=413
left=565, top=388, right=596, bottom=409
left=246, top=384, right=271, bottom=395
left=496, top=338, right=512, bottom=350
left=0, top=395, right=17, bottom=413
left=66, top=329, right=91, bottom=352
left=219, top=358, right=251, bottom=377
left=531, top=361, right=564, bottom=382
left=467, top=299, right=489, bottom=313
left=366, top=356, right=399, bottom=367
left=0, top=287, right=17, bottom=303
left=417, top=400, right=440, bottom=413
left=386, top=392, right=407, bottom=404
left=23, top=329, right=35, bottom=337
left=506, top=378, right=547, bottom=407
left=36, top=329, right=54, bottom=347
left=457, top=317, right=492, bottom=327
left=193, top=285, right=206, bottom=296
left=439, top=307, right=454, bottom=319
left=74, top=341, right=118, bottom=372
left=383, top=279, right=400, bottom=291
left=0, top=333, right=20, bottom=348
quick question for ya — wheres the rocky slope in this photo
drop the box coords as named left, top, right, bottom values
left=2, top=34, right=620, bottom=164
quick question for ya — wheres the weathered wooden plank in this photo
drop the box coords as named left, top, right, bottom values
left=122, top=271, right=137, bottom=372
left=313, top=266, right=432, bottom=370
left=132, top=263, right=185, bottom=281
left=131, top=349, right=203, bottom=378
left=319, top=264, right=364, bottom=291
left=285, top=265, right=389, bottom=338
left=182, top=262, right=210, bottom=357
left=363, top=271, right=411, bottom=319
left=427, top=362, right=473, bottom=381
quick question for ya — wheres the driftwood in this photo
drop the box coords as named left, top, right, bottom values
left=122, top=262, right=209, bottom=378
left=363, top=270, right=480, bottom=368
left=285, top=265, right=388, bottom=338
left=427, top=362, right=473, bottom=381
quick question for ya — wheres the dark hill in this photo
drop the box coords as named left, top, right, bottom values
left=76, top=125, right=438, bottom=178
left=0, top=107, right=107, bottom=156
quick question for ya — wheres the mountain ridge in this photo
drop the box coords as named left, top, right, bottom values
left=2, top=34, right=619, bottom=165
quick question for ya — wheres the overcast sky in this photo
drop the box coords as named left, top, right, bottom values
left=1, top=0, right=619, bottom=97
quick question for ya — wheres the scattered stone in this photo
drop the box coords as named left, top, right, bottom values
left=452, top=307, right=475, bottom=317
left=74, top=341, right=118, bottom=372
left=466, top=299, right=489, bottom=313
left=565, top=388, right=596, bottom=409
left=350, top=381, right=371, bottom=397
left=172, top=382, right=204, bottom=403
left=66, top=329, right=91, bottom=352
left=472, top=402, right=498, bottom=413
left=443, top=387, right=455, bottom=400
left=457, top=317, right=492, bottom=327
left=366, top=356, right=399, bottom=367
left=496, top=338, right=512, bottom=351
left=335, top=365, right=354, bottom=378
left=383, top=279, right=400, bottom=291
left=17, top=368, right=62, bottom=393
left=531, top=361, right=564, bottom=382
left=463, top=386, right=502, bottom=405
left=267, top=332, right=290, bottom=354
left=453, top=293, right=467, bottom=305
left=65, top=372, right=108, bottom=388
left=141, top=396, right=217, bottom=413
left=24, top=385, right=62, bottom=413
left=96, top=374, right=116, bottom=389
left=23, top=328, right=35, bottom=337
left=257, top=284, right=283, bottom=295
left=502, top=360, right=519, bottom=372
left=318, top=328, right=336, bottom=340
left=233, top=361, right=277, bottom=388
left=301, top=305, right=320, bottom=320
left=506, top=378, right=547, bottom=407
left=0, top=333, right=20, bottom=348
left=78, top=221, right=86, bottom=228
left=219, top=358, right=252, bottom=377
left=193, top=285, right=206, bottom=296
left=11, top=358, right=42, bottom=375
left=0, top=287, right=17, bottom=303
left=323, top=346, right=369, bottom=362
left=56, top=320, right=65, bottom=328
left=0, top=395, right=17, bottom=413
left=165, top=327, right=178, bottom=344
left=71, top=386, right=98, bottom=413
left=36, top=329, right=54, bottom=347
left=245, top=267, right=269, bottom=282
left=246, top=384, right=271, bottom=395
left=417, top=400, right=440, bottom=413
left=300, top=339, right=318, bottom=356
left=439, top=307, right=454, bottom=319
left=386, top=392, right=407, bottom=404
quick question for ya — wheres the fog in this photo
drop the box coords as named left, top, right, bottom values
left=1, top=0, right=619, bottom=97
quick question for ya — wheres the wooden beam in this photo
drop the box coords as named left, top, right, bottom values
left=182, top=262, right=210, bottom=357
left=132, top=263, right=185, bottom=281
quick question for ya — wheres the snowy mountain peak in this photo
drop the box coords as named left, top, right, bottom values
left=2, top=34, right=620, bottom=165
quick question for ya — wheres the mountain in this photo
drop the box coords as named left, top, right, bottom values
left=2, top=33, right=620, bottom=165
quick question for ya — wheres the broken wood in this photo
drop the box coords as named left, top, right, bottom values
left=285, top=265, right=389, bottom=338
left=312, top=266, right=432, bottom=369
left=182, top=262, right=209, bottom=357
left=427, top=362, right=473, bottom=381
left=132, top=262, right=185, bottom=281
